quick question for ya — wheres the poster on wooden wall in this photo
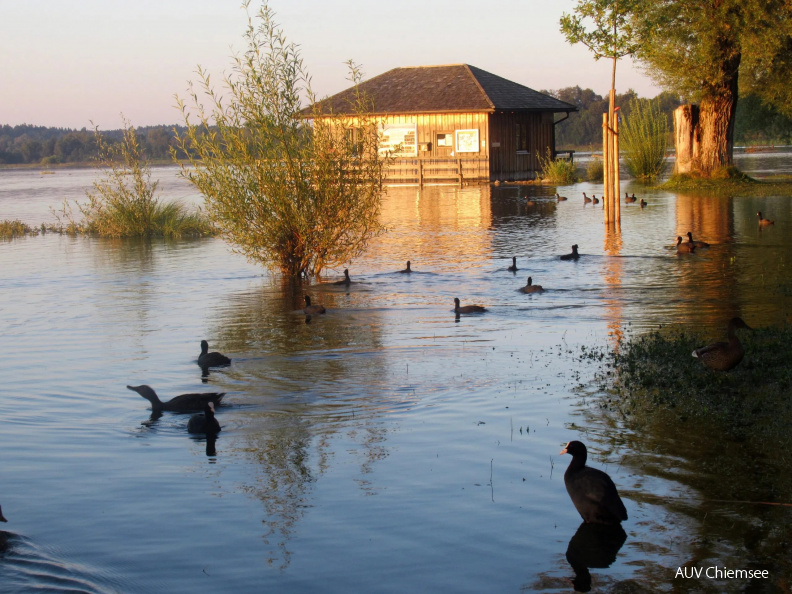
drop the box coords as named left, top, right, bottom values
left=455, top=129, right=479, bottom=153
left=379, top=124, right=417, bottom=157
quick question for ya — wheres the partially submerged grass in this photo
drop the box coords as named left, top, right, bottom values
left=538, top=148, right=579, bottom=184
left=594, top=324, right=792, bottom=454
left=660, top=168, right=792, bottom=196
left=0, top=220, right=37, bottom=239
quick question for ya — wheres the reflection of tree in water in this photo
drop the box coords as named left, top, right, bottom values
left=206, top=277, right=415, bottom=567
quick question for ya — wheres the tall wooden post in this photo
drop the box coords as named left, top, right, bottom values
left=602, top=95, right=620, bottom=225
left=613, top=111, right=620, bottom=224
left=603, top=112, right=611, bottom=224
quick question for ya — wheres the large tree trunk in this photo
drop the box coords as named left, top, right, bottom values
left=673, top=49, right=740, bottom=177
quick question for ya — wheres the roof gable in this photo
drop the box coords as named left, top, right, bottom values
left=308, top=64, right=576, bottom=116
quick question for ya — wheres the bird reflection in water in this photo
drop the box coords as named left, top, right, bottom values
left=565, top=522, right=627, bottom=592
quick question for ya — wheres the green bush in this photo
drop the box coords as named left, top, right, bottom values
left=620, top=98, right=669, bottom=181
left=586, top=157, right=604, bottom=182
left=0, top=220, right=36, bottom=239
left=538, top=148, right=578, bottom=184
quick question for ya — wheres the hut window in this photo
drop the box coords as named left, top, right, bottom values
left=515, top=123, right=528, bottom=153
left=345, top=128, right=363, bottom=155
left=436, top=133, right=453, bottom=147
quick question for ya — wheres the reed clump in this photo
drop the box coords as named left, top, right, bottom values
left=56, top=118, right=215, bottom=238
left=586, top=157, right=604, bottom=182
left=593, top=324, right=792, bottom=453
left=620, top=97, right=669, bottom=182
left=0, top=220, right=37, bottom=239
left=538, top=148, right=579, bottom=184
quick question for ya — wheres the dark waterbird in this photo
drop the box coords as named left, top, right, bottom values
left=334, top=268, right=352, bottom=285
left=303, top=295, right=326, bottom=315
left=518, top=276, right=544, bottom=294
left=507, top=256, right=518, bottom=272
left=560, top=441, right=628, bottom=525
left=127, top=385, right=225, bottom=413
left=0, top=505, right=6, bottom=522
left=188, top=402, right=221, bottom=434
left=198, top=340, right=231, bottom=368
left=676, top=236, right=696, bottom=253
left=398, top=261, right=412, bottom=273
left=757, top=211, right=774, bottom=226
left=692, top=316, right=752, bottom=371
left=640, top=198, right=647, bottom=208
left=686, top=231, right=709, bottom=248
left=453, top=297, right=486, bottom=314
left=624, top=192, right=637, bottom=203
left=556, top=193, right=568, bottom=201
left=591, top=195, right=599, bottom=205
left=560, top=244, right=579, bottom=260
left=583, top=192, right=592, bottom=203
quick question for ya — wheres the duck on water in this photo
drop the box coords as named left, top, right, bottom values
left=127, top=385, right=225, bottom=413
left=198, top=340, right=231, bottom=368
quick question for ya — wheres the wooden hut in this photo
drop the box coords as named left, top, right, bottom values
left=307, top=64, right=576, bottom=184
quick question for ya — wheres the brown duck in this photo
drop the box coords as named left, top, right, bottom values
left=127, top=385, right=225, bottom=413
left=583, top=192, right=592, bottom=203
left=676, top=236, right=696, bottom=253
left=334, top=269, right=352, bottom=285
left=692, top=317, right=752, bottom=371
left=453, top=297, right=486, bottom=314
left=398, top=261, right=412, bottom=273
left=556, top=193, right=568, bottom=201
left=757, top=211, right=774, bottom=226
left=624, top=192, right=637, bottom=203
left=560, top=244, right=579, bottom=260
left=303, top=295, right=326, bottom=315
left=518, top=276, right=544, bottom=294
left=198, top=340, right=231, bottom=368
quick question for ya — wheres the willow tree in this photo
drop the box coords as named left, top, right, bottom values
left=632, top=0, right=792, bottom=177
left=174, top=1, right=387, bottom=276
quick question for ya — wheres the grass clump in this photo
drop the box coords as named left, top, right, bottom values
left=538, top=148, right=579, bottom=184
left=586, top=157, right=604, bottom=182
left=600, top=324, right=792, bottom=453
left=0, top=220, right=37, bottom=239
left=55, top=117, right=215, bottom=239
left=620, top=97, right=669, bottom=182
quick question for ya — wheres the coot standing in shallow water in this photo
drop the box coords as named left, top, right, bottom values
left=560, top=441, right=628, bottom=525
left=198, top=340, right=231, bottom=368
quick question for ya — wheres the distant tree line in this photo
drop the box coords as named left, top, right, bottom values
left=544, top=87, right=792, bottom=150
left=2, top=89, right=791, bottom=165
left=0, top=124, right=191, bottom=165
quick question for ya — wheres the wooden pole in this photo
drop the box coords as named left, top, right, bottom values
left=613, top=111, right=620, bottom=224
left=603, top=112, right=610, bottom=224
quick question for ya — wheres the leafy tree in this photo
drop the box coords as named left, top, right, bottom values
left=175, top=1, right=388, bottom=276
left=631, top=0, right=792, bottom=175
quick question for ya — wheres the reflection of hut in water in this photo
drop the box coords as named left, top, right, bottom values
left=305, top=64, right=576, bottom=183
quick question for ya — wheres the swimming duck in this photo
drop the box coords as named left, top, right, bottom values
left=560, top=244, right=579, bottom=260
left=561, top=441, right=628, bottom=525
left=198, top=340, right=231, bottom=368
left=625, top=193, right=637, bottom=203
left=692, top=317, right=752, bottom=371
left=686, top=232, right=709, bottom=248
left=556, top=193, right=568, bottom=201
left=188, top=402, right=221, bottom=434
left=453, top=297, right=486, bottom=314
left=757, top=211, right=774, bottom=226
left=127, top=384, right=225, bottom=413
left=583, top=192, right=592, bottom=203
left=640, top=199, right=647, bottom=208
left=676, top=236, right=696, bottom=253
left=303, top=295, right=326, bottom=315
left=334, top=268, right=352, bottom=285
left=507, top=256, right=518, bottom=272
left=398, top=261, right=412, bottom=273
left=592, top=195, right=599, bottom=205
left=518, top=276, right=544, bottom=294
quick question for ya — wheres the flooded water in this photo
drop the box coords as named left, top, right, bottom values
left=1, top=154, right=791, bottom=593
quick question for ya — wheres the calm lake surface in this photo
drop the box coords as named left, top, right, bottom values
left=1, top=153, right=791, bottom=593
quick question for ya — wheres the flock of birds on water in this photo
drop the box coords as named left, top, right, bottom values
left=0, top=190, right=773, bottom=566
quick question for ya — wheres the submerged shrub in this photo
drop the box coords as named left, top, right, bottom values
left=586, top=157, right=604, bottom=182
left=538, top=148, right=578, bottom=184
left=620, top=98, right=669, bottom=182
left=0, top=219, right=36, bottom=239
left=55, top=118, right=215, bottom=238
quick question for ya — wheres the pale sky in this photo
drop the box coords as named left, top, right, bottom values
left=1, top=0, right=662, bottom=130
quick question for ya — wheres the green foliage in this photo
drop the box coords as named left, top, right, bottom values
left=734, top=94, right=792, bottom=145
left=55, top=118, right=214, bottom=238
left=560, top=0, right=640, bottom=63
left=620, top=97, right=669, bottom=181
left=175, top=1, right=388, bottom=276
left=586, top=157, right=604, bottom=181
left=538, top=148, right=579, bottom=184
left=600, top=324, right=792, bottom=453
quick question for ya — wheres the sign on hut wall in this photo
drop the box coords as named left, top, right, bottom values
left=455, top=129, right=480, bottom=153
left=379, top=124, right=417, bottom=157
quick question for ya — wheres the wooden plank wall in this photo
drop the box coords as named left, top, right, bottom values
left=488, top=112, right=555, bottom=180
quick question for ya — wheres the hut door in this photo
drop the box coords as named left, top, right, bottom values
left=435, top=132, right=453, bottom=157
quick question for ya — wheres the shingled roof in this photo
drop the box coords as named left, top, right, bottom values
left=308, top=64, right=576, bottom=116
